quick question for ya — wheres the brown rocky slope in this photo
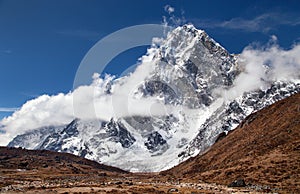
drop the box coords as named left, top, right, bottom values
left=0, top=146, right=127, bottom=175
left=162, top=92, right=300, bottom=193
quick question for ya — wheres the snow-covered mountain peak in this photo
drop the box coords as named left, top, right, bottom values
left=159, top=24, right=230, bottom=66
left=137, top=25, right=239, bottom=110
left=7, top=24, right=300, bottom=172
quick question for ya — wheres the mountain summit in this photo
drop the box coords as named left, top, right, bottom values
left=7, top=25, right=300, bottom=172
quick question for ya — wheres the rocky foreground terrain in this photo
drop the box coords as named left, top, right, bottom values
left=0, top=148, right=259, bottom=193
left=1, top=93, right=299, bottom=193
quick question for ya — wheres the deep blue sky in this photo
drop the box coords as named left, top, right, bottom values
left=0, top=0, right=300, bottom=119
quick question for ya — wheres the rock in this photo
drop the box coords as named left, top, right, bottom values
left=168, top=188, right=179, bottom=193
left=215, top=132, right=227, bottom=143
left=144, top=131, right=167, bottom=152
left=19, top=161, right=29, bottom=168
left=125, top=181, right=133, bottom=185
left=99, top=172, right=107, bottom=176
left=115, top=181, right=122, bottom=185
left=228, top=179, right=246, bottom=187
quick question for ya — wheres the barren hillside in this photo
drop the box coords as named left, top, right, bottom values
left=162, top=93, right=300, bottom=193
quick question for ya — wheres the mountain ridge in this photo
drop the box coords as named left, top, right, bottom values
left=6, top=24, right=300, bottom=172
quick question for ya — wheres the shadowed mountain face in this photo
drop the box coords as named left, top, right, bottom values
left=162, top=93, right=300, bottom=193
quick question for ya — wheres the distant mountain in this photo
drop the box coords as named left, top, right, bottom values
left=162, top=93, right=300, bottom=193
left=8, top=24, right=300, bottom=172
left=7, top=125, right=64, bottom=149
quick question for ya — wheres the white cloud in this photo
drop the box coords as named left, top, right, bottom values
left=162, top=5, right=185, bottom=29
left=193, top=12, right=300, bottom=32
left=0, top=46, right=174, bottom=146
left=217, top=40, right=300, bottom=101
left=164, top=5, right=175, bottom=14
left=0, top=107, right=18, bottom=112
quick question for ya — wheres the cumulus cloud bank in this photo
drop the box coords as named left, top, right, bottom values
left=0, top=46, right=173, bottom=145
left=218, top=38, right=300, bottom=101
